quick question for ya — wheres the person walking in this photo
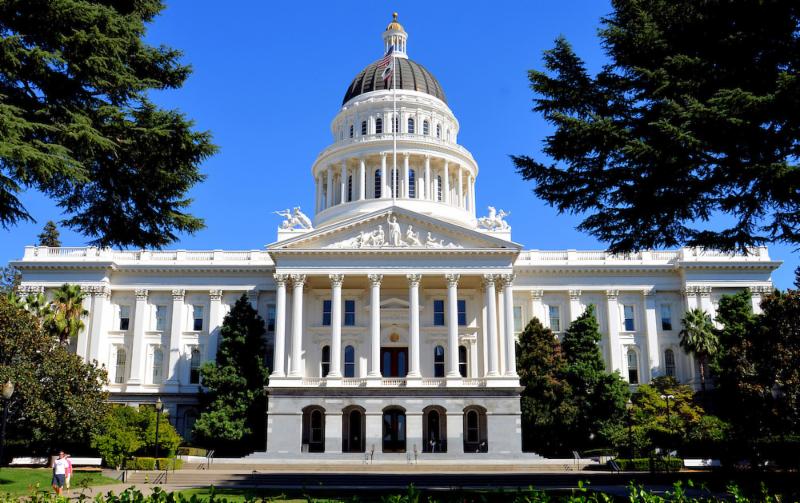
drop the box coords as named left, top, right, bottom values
left=64, top=453, right=73, bottom=491
left=51, top=451, right=68, bottom=496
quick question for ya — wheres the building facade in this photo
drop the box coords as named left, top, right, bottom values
left=12, top=15, right=779, bottom=458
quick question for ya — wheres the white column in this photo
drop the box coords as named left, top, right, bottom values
left=424, top=155, right=431, bottom=201
left=470, top=174, right=477, bottom=215
left=496, top=285, right=506, bottom=374
left=165, top=289, right=184, bottom=386
left=501, top=274, right=517, bottom=377
left=340, top=160, right=347, bottom=203
left=443, top=161, right=450, bottom=204
left=606, top=290, right=623, bottom=373
left=207, top=289, right=224, bottom=363
left=529, top=290, right=544, bottom=324
left=380, top=153, right=389, bottom=198
left=644, top=289, right=660, bottom=381
left=698, top=286, right=715, bottom=319
left=457, top=166, right=464, bottom=208
left=467, top=175, right=473, bottom=212
left=683, top=286, right=699, bottom=310
left=358, top=158, right=366, bottom=200
left=483, top=275, right=499, bottom=376
left=407, top=274, right=421, bottom=378
left=328, top=274, right=344, bottom=379
left=76, top=286, right=93, bottom=359
left=326, top=167, right=333, bottom=208
left=750, top=285, right=768, bottom=314
left=128, top=289, right=149, bottom=384
left=87, top=286, right=111, bottom=363
left=568, top=290, right=583, bottom=321
left=445, top=274, right=460, bottom=377
left=289, top=274, right=306, bottom=377
left=402, top=153, right=410, bottom=198
left=315, top=174, right=321, bottom=213
left=368, top=274, right=382, bottom=378
left=272, top=274, right=288, bottom=377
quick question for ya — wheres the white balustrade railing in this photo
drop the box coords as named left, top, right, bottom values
left=420, top=378, right=446, bottom=387
left=341, top=378, right=367, bottom=387
left=381, top=378, right=407, bottom=386
left=317, top=133, right=476, bottom=163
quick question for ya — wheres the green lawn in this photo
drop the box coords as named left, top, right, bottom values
left=175, top=487, right=329, bottom=502
left=0, top=468, right=119, bottom=497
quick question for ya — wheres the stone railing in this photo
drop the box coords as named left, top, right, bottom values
left=289, top=377, right=488, bottom=388
left=317, top=133, right=476, bottom=163
left=516, top=247, right=770, bottom=265
left=20, top=246, right=273, bottom=265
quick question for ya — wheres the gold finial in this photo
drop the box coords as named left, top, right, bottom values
left=393, top=12, right=398, bottom=21
left=386, top=12, right=404, bottom=32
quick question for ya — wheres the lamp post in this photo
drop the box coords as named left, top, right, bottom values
left=0, top=381, right=14, bottom=468
left=660, top=394, right=674, bottom=472
left=154, top=398, right=163, bottom=468
left=626, top=398, right=634, bottom=458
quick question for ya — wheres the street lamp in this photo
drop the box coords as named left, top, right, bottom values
left=154, top=398, right=164, bottom=468
left=660, top=394, right=675, bottom=472
left=626, top=398, right=634, bottom=458
left=0, top=381, right=15, bottom=468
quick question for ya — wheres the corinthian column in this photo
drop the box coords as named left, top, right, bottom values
left=368, top=274, right=383, bottom=378
left=407, top=274, right=422, bottom=378
left=289, top=274, right=306, bottom=377
left=483, top=275, right=499, bottom=376
left=128, top=289, right=149, bottom=385
left=328, top=274, right=344, bottom=379
left=445, top=274, right=460, bottom=378
left=500, top=274, right=517, bottom=377
left=272, top=274, right=288, bottom=377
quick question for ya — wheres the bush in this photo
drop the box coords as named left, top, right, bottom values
left=614, top=457, right=683, bottom=471
left=176, top=446, right=208, bottom=457
left=92, top=406, right=183, bottom=468
left=123, top=457, right=183, bottom=470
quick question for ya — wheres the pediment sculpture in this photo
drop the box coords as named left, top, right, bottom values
left=477, top=206, right=510, bottom=231
left=325, top=214, right=462, bottom=249
left=275, top=206, right=313, bottom=230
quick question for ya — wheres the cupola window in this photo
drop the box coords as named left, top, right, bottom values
left=407, top=118, right=415, bottom=134
left=361, top=120, right=367, bottom=135
left=374, top=171, right=382, bottom=198
left=436, top=175, right=443, bottom=201
left=349, top=124, right=354, bottom=138
left=376, top=117, right=383, bottom=134
left=409, top=169, right=416, bottom=198
left=436, top=124, right=441, bottom=138
left=423, top=120, right=429, bottom=135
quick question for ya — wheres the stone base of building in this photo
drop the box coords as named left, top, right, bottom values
left=266, top=386, right=522, bottom=456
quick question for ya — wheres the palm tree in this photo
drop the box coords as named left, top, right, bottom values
left=679, top=308, right=718, bottom=400
left=50, top=284, right=88, bottom=345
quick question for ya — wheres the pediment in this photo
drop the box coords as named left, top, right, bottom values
left=268, top=207, right=521, bottom=252
left=381, top=297, right=409, bottom=309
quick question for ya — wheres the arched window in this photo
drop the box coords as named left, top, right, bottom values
left=408, top=169, right=416, bottom=198
left=361, top=120, right=367, bottom=135
left=434, top=345, right=445, bottom=378
left=152, top=346, right=164, bottom=384
left=114, top=346, right=127, bottom=384
left=347, top=175, right=353, bottom=202
left=189, top=346, right=201, bottom=384
left=627, top=349, right=639, bottom=384
left=436, top=175, right=443, bottom=201
left=321, top=345, right=331, bottom=377
left=344, top=345, right=356, bottom=378
left=466, top=410, right=479, bottom=442
left=302, top=406, right=325, bottom=452
left=463, top=406, right=488, bottom=452
left=374, top=170, right=382, bottom=198
left=664, top=349, right=676, bottom=378
left=407, top=117, right=415, bottom=134
left=436, top=124, right=441, bottom=138
left=423, top=406, right=447, bottom=453
left=349, top=124, right=354, bottom=138
left=423, top=120, right=430, bottom=135
left=376, top=117, right=383, bottom=134
left=458, top=345, right=468, bottom=378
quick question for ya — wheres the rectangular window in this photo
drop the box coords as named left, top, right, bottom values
left=114, top=346, right=127, bottom=384
left=344, top=300, right=356, bottom=326
left=119, top=306, right=130, bottom=331
left=457, top=299, right=467, bottom=326
left=660, top=304, right=673, bottom=331
left=433, top=300, right=445, bottom=326
left=155, top=305, right=167, bottom=332
left=266, top=304, right=276, bottom=333
left=623, top=305, right=635, bottom=331
left=189, top=346, right=201, bottom=384
left=627, top=350, right=639, bottom=384
left=152, top=346, right=163, bottom=384
left=322, top=300, right=332, bottom=326
left=513, top=306, right=523, bottom=334
left=548, top=305, right=561, bottom=332
left=193, top=305, right=204, bottom=331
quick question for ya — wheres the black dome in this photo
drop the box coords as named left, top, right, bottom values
left=343, top=58, right=447, bottom=105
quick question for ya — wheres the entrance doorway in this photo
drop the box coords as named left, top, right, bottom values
left=381, top=347, right=408, bottom=377
left=382, top=407, right=406, bottom=452
left=342, top=406, right=365, bottom=453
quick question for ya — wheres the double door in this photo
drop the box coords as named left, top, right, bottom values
left=380, top=347, right=408, bottom=377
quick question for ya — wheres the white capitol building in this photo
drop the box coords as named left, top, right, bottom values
left=13, top=15, right=779, bottom=458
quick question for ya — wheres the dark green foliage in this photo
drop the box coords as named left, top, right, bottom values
left=0, top=295, right=109, bottom=452
left=679, top=308, right=717, bottom=398
left=0, top=265, right=20, bottom=294
left=123, top=456, right=183, bottom=470
left=613, top=457, right=683, bottom=472
left=513, top=0, right=800, bottom=252
left=194, top=295, right=269, bottom=453
left=0, top=0, right=217, bottom=248
left=36, top=221, right=61, bottom=247
left=91, top=406, right=182, bottom=468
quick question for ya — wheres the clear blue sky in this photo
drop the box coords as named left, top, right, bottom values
left=1, top=1, right=795, bottom=288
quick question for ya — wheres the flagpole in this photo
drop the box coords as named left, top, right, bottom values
left=392, top=48, right=397, bottom=205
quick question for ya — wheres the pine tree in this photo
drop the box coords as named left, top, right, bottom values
left=194, top=295, right=269, bottom=453
left=513, top=0, right=800, bottom=252
left=0, top=1, right=217, bottom=248
left=560, top=305, right=629, bottom=448
left=36, top=221, right=61, bottom=247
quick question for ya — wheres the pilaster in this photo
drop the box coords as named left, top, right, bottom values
left=128, top=289, right=149, bottom=385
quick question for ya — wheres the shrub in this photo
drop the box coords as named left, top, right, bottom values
left=176, top=446, right=208, bottom=457
left=123, top=457, right=183, bottom=470
left=614, top=457, right=683, bottom=471
left=92, top=406, right=183, bottom=468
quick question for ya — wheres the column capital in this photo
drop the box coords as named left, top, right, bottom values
left=530, top=289, right=544, bottom=300
left=92, top=285, right=111, bottom=299
left=329, top=274, right=345, bottom=287
left=750, top=285, right=772, bottom=295
left=273, top=273, right=289, bottom=286
left=17, top=284, right=45, bottom=295
left=171, top=288, right=185, bottom=301
left=681, top=285, right=698, bottom=296
left=209, top=289, right=223, bottom=301
left=290, top=274, right=306, bottom=286
left=380, top=152, right=387, bottom=159
left=568, top=289, right=581, bottom=300
left=482, top=274, right=496, bottom=288
left=605, top=289, right=619, bottom=300
left=698, top=285, right=712, bottom=297
left=368, top=274, right=383, bottom=286
left=403, top=152, right=410, bottom=159
left=406, top=273, right=422, bottom=286
left=135, top=288, right=148, bottom=301
left=445, top=273, right=460, bottom=287
left=499, top=273, right=516, bottom=287
left=643, top=288, right=657, bottom=297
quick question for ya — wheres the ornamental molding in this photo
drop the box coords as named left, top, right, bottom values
left=208, top=289, right=223, bottom=301
left=329, top=274, right=345, bottom=287
left=368, top=274, right=383, bottom=287
left=290, top=274, right=307, bottom=286
left=530, top=289, right=544, bottom=300
left=445, top=273, right=460, bottom=287
left=17, top=284, right=45, bottom=294
left=273, top=273, right=289, bottom=286
left=406, top=274, right=422, bottom=286
left=324, top=213, right=461, bottom=250
left=135, top=289, right=148, bottom=300
left=605, top=289, right=619, bottom=300
left=697, top=286, right=713, bottom=297
left=568, top=289, right=582, bottom=300
left=644, top=288, right=657, bottom=297
left=171, top=289, right=185, bottom=301
left=750, top=285, right=772, bottom=295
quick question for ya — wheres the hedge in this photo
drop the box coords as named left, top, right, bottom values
left=176, top=447, right=208, bottom=457
left=123, top=457, right=183, bottom=470
left=614, top=457, right=683, bottom=471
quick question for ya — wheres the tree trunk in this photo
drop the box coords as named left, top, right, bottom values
left=699, top=358, right=706, bottom=404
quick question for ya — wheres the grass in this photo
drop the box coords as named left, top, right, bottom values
left=0, top=468, right=120, bottom=497
left=175, top=487, right=313, bottom=502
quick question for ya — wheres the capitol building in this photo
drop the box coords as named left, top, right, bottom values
left=13, top=15, right=779, bottom=458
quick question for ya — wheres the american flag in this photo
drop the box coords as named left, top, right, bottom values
left=377, top=46, right=394, bottom=69
left=378, top=46, right=394, bottom=86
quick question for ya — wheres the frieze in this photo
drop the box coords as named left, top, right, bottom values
left=324, top=214, right=462, bottom=249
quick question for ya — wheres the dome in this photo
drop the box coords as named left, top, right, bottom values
left=342, top=58, right=447, bottom=105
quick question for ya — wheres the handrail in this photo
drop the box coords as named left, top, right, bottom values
left=198, top=449, right=215, bottom=470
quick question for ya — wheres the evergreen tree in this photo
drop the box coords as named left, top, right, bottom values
left=679, top=308, right=718, bottom=399
left=194, top=295, right=269, bottom=453
left=513, top=0, right=800, bottom=252
left=516, top=316, right=573, bottom=453
left=560, top=305, right=629, bottom=448
left=0, top=0, right=217, bottom=248
left=36, top=221, right=61, bottom=247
